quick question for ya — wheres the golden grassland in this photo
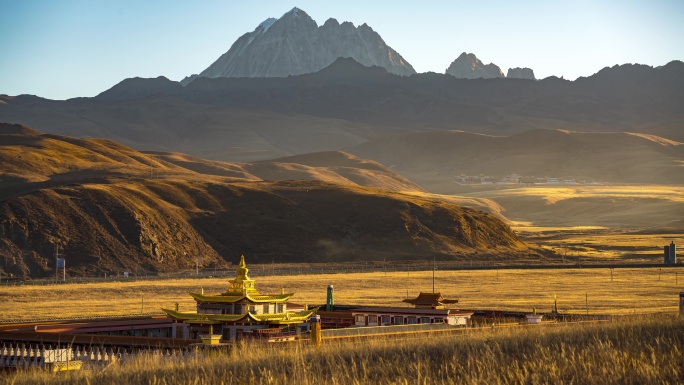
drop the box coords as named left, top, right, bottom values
left=2, top=267, right=684, bottom=322
left=534, top=233, right=684, bottom=259
left=453, top=184, right=684, bottom=229
left=517, top=232, right=684, bottom=261
left=480, top=185, right=684, bottom=205
left=2, top=316, right=683, bottom=384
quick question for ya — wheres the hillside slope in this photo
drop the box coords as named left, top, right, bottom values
left=0, top=179, right=527, bottom=278
left=0, top=126, right=528, bottom=278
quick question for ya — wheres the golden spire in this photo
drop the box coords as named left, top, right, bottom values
left=226, top=255, right=257, bottom=295
left=236, top=255, right=250, bottom=280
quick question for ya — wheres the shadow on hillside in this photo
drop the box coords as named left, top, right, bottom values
left=0, top=170, right=127, bottom=202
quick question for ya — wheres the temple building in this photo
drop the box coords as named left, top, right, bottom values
left=162, top=256, right=316, bottom=341
left=350, top=292, right=472, bottom=327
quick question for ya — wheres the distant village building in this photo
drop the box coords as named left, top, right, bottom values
left=455, top=173, right=590, bottom=185
left=162, top=256, right=315, bottom=341
left=664, top=241, right=677, bottom=265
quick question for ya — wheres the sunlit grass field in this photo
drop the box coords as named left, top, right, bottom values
left=2, top=267, right=683, bottom=322
left=2, top=316, right=682, bottom=385
left=455, top=184, right=684, bottom=230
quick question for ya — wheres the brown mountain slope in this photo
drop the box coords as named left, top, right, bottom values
left=150, top=150, right=424, bottom=192
left=349, top=129, right=684, bottom=192
left=0, top=179, right=528, bottom=278
left=0, top=95, right=401, bottom=162
left=0, top=126, right=529, bottom=278
left=0, top=123, right=190, bottom=184
left=248, top=151, right=424, bottom=192
left=0, top=125, right=419, bottom=197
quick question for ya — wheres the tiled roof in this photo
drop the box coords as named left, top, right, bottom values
left=349, top=307, right=451, bottom=315
left=189, top=292, right=293, bottom=303
left=402, top=292, right=459, bottom=306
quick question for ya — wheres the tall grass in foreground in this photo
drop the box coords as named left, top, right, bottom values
left=3, top=316, right=683, bottom=385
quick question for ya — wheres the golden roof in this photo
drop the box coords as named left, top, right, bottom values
left=161, top=308, right=317, bottom=325
left=189, top=292, right=293, bottom=304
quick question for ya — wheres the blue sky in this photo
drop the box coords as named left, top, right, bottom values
left=1, top=0, right=682, bottom=100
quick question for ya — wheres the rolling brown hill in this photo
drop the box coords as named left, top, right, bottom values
left=0, top=180, right=528, bottom=278
left=0, top=123, right=192, bottom=188
left=0, top=125, right=529, bottom=278
left=149, top=150, right=423, bottom=192
left=349, top=129, right=684, bottom=192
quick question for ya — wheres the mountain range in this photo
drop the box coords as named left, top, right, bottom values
left=1, top=57, right=682, bottom=162
left=445, top=52, right=536, bottom=80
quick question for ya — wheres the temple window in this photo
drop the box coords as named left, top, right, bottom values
left=277, top=304, right=284, bottom=313
left=393, top=316, right=404, bottom=325
left=249, top=305, right=256, bottom=313
left=420, top=317, right=430, bottom=324
left=407, top=316, right=417, bottom=324
left=368, top=315, right=378, bottom=324
left=354, top=314, right=366, bottom=325
left=381, top=315, right=391, bottom=325
left=263, top=304, right=269, bottom=314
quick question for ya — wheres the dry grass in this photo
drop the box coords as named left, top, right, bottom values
left=533, top=232, right=684, bottom=260
left=2, top=267, right=684, bottom=322
left=2, top=316, right=682, bottom=384
left=457, top=184, right=684, bottom=230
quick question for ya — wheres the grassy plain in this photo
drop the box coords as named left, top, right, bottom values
left=438, top=184, right=684, bottom=262
left=456, top=184, right=684, bottom=230
left=2, top=267, right=683, bottom=322
left=3, top=316, right=683, bottom=384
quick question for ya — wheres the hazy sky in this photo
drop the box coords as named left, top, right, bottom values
left=1, top=0, right=683, bottom=100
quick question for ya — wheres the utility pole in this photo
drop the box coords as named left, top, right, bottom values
left=432, top=256, right=435, bottom=293
left=195, top=256, right=202, bottom=276
left=54, top=244, right=65, bottom=282
left=585, top=292, right=589, bottom=316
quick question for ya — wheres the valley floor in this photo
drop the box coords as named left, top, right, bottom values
left=1, top=267, right=682, bottom=322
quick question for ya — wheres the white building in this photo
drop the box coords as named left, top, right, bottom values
left=350, top=307, right=472, bottom=326
left=350, top=292, right=473, bottom=327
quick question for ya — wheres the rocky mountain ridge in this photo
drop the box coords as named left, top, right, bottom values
left=182, top=7, right=415, bottom=84
left=446, top=52, right=536, bottom=80
left=445, top=52, right=504, bottom=79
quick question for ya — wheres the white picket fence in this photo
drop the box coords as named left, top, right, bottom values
left=0, top=343, right=196, bottom=368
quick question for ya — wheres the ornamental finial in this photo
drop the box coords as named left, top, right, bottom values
left=236, top=255, right=249, bottom=279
